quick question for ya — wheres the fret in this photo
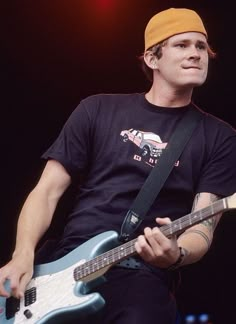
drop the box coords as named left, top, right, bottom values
left=126, top=243, right=135, bottom=255
left=102, top=256, right=108, bottom=265
left=118, top=246, right=125, bottom=259
left=223, top=197, right=227, bottom=209
left=73, top=239, right=136, bottom=281
left=210, top=202, right=214, bottom=216
left=74, top=267, right=82, bottom=280
left=193, top=211, right=198, bottom=220
left=214, top=199, right=224, bottom=214
left=92, top=261, right=98, bottom=272
left=111, top=250, right=115, bottom=263
left=73, top=195, right=235, bottom=282
left=81, top=265, right=86, bottom=277
left=178, top=217, right=182, bottom=231
left=77, top=264, right=86, bottom=280
left=189, top=214, right=193, bottom=225
left=84, top=265, right=89, bottom=275
left=199, top=208, right=203, bottom=221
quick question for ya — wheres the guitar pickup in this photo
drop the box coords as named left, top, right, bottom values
left=24, top=287, right=37, bottom=306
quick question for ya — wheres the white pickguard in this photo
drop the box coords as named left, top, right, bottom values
left=1, top=194, right=236, bottom=324
left=14, top=259, right=92, bottom=323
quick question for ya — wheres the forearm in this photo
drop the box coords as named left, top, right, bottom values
left=13, top=186, right=58, bottom=259
left=12, top=160, right=71, bottom=261
left=177, top=223, right=212, bottom=265
left=175, top=192, right=222, bottom=267
left=0, top=161, right=71, bottom=298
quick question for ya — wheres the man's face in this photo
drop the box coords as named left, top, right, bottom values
left=156, top=32, right=209, bottom=89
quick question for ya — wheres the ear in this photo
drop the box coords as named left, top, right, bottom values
left=144, top=51, right=158, bottom=70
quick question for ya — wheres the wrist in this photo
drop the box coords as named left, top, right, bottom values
left=12, top=247, right=35, bottom=260
left=167, top=246, right=186, bottom=271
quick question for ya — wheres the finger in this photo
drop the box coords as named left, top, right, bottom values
left=0, top=270, right=15, bottom=297
left=144, top=227, right=162, bottom=250
left=0, top=280, right=10, bottom=298
left=9, top=276, right=22, bottom=298
left=135, top=234, right=155, bottom=259
left=156, top=217, right=171, bottom=225
left=148, top=227, right=177, bottom=256
left=155, top=220, right=178, bottom=250
left=18, top=273, right=31, bottom=298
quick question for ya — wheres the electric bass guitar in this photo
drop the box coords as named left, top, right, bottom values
left=1, top=193, right=236, bottom=323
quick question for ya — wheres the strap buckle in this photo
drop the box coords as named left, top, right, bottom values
left=119, top=210, right=143, bottom=242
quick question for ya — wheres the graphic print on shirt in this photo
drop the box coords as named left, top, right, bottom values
left=120, top=128, right=179, bottom=168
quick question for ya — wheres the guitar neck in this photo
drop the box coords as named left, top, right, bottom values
left=73, top=195, right=233, bottom=281
left=161, top=196, right=229, bottom=237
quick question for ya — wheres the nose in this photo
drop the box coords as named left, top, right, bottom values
left=188, top=46, right=200, bottom=60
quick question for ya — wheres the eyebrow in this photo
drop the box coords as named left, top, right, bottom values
left=172, top=38, right=207, bottom=45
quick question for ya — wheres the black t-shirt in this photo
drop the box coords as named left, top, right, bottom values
left=42, top=93, right=236, bottom=254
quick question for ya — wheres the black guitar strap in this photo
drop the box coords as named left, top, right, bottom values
left=119, top=105, right=203, bottom=242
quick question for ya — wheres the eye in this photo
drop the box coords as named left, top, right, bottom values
left=196, top=43, right=207, bottom=50
left=175, top=43, right=186, bottom=48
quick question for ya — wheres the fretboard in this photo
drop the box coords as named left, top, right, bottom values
left=73, top=197, right=229, bottom=281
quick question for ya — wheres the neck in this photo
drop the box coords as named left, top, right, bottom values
left=146, top=84, right=193, bottom=108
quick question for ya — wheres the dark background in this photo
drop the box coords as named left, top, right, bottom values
left=1, top=1, right=236, bottom=323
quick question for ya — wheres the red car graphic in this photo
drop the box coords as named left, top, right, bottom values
left=120, top=128, right=167, bottom=158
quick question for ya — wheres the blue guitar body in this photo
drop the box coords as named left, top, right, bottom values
left=1, top=193, right=235, bottom=323
left=0, top=231, right=120, bottom=324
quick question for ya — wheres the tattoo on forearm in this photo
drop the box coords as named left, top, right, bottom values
left=192, top=193, right=222, bottom=232
left=184, top=229, right=211, bottom=250
left=202, top=216, right=217, bottom=231
left=202, top=194, right=221, bottom=231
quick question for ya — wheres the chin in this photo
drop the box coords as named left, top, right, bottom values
left=183, top=78, right=206, bottom=87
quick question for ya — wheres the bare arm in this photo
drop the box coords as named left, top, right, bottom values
left=177, top=192, right=222, bottom=266
left=0, top=159, right=71, bottom=298
left=135, top=192, right=222, bottom=269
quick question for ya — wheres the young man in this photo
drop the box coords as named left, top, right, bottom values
left=0, top=7, right=236, bottom=324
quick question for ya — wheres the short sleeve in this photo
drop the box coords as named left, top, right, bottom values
left=196, top=123, right=236, bottom=197
left=41, top=99, right=93, bottom=180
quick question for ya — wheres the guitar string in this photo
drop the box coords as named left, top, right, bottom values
left=161, top=199, right=223, bottom=237
left=74, top=199, right=224, bottom=280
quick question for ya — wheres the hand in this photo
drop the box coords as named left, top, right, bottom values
left=0, top=252, right=34, bottom=298
left=135, top=217, right=180, bottom=269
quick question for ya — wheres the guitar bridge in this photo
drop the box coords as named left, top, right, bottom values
left=5, top=296, right=20, bottom=320
left=5, top=287, right=37, bottom=320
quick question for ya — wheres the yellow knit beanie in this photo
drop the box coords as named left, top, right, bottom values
left=144, top=8, right=207, bottom=51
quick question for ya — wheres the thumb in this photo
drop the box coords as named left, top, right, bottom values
left=18, top=273, right=32, bottom=298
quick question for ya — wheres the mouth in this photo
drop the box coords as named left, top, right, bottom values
left=182, top=66, right=201, bottom=70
